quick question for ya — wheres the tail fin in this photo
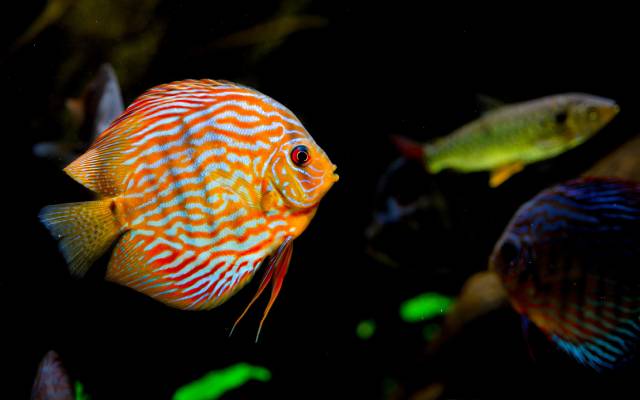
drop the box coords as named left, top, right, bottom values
left=39, top=199, right=122, bottom=277
left=390, top=135, right=426, bottom=162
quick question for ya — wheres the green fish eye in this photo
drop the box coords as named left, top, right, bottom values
left=587, top=107, right=599, bottom=121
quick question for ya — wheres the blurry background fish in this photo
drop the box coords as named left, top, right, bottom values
left=393, top=93, right=619, bottom=187
left=365, top=92, right=623, bottom=272
left=31, top=351, right=74, bottom=400
left=490, top=178, right=640, bottom=371
left=431, top=132, right=640, bottom=345
left=206, top=0, right=328, bottom=62
left=31, top=351, right=89, bottom=400
left=33, top=63, right=123, bottom=164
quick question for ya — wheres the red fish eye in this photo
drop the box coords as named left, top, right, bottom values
left=291, top=145, right=311, bottom=167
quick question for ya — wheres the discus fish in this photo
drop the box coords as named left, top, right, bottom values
left=490, top=178, right=640, bottom=370
left=393, top=94, right=619, bottom=187
left=39, top=79, right=338, bottom=337
left=31, top=351, right=74, bottom=400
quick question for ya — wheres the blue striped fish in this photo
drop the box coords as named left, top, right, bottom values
left=490, top=178, right=640, bottom=371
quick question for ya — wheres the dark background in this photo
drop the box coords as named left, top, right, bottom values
left=3, top=1, right=638, bottom=399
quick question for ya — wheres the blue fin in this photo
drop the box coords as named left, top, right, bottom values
left=552, top=335, right=615, bottom=372
left=550, top=317, right=639, bottom=372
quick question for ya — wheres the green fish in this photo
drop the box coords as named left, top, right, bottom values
left=393, top=93, right=619, bottom=187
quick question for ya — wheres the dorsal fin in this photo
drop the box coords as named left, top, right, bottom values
left=63, top=128, right=132, bottom=197
left=476, top=94, right=506, bottom=114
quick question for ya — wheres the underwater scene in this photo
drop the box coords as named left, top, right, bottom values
left=4, top=1, right=639, bottom=399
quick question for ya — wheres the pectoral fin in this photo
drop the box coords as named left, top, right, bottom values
left=230, top=237, right=294, bottom=341
left=260, top=190, right=280, bottom=211
left=489, top=162, right=524, bottom=187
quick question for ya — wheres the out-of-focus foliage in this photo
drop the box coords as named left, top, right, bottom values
left=173, top=363, right=271, bottom=400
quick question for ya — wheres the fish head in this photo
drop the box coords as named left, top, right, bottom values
left=563, top=94, right=619, bottom=145
left=489, top=228, right=532, bottom=291
left=266, top=133, right=338, bottom=211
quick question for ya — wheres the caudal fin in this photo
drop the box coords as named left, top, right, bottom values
left=390, top=135, right=426, bottom=162
left=39, top=199, right=122, bottom=277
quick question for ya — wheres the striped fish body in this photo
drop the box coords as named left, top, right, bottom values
left=425, top=94, right=619, bottom=174
left=40, top=80, right=338, bottom=321
left=490, top=178, right=640, bottom=371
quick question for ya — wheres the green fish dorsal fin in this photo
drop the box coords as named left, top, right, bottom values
left=476, top=94, right=506, bottom=114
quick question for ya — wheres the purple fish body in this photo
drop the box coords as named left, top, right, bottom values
left=490, top=178, right=640, bottom=371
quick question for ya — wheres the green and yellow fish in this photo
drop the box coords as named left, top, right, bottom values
left=393, top=93, right=619, bottom=187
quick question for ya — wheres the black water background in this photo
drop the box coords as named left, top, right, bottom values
left=4, top=2, right=639, bottom=399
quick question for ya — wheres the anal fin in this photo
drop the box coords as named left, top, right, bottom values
left=106, top=231, right=264, bottom=311
left=490, top=162, right=524, bottom=187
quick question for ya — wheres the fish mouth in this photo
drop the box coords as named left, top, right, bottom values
left=612, top=104, right=620, bottom=113
left=600, top=103, right=620, bottom=124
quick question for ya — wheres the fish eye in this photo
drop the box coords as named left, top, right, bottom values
left=291, top=145, right=311, bottom=167
left=586, top=106, right=599, bottom=121
left=498, top=240, right=520, bottom=268
left=555, top=111, right=568, bottom=124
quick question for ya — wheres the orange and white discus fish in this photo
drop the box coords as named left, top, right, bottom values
left=40, top=79, right=338, bottom=336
